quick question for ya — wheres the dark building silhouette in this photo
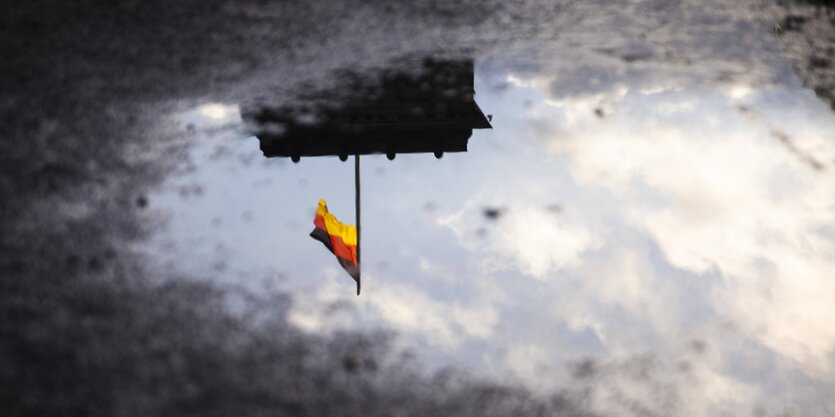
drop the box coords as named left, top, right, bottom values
left=242, top=58, right=492, bottom=161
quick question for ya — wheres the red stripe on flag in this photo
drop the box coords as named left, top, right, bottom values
left=329, top=233, right=357, bottom=265
left=311, top=213, right=357, bottom=265
left=313, top=214, right=327, bottom=230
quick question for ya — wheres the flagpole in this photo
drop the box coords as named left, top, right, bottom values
left=355, top=153, right=361, bottom=296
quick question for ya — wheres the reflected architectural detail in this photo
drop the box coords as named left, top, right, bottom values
left=242, top=58, right=492, bottom=162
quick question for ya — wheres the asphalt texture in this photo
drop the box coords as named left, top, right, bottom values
left=771, top=0, right=835, bottom=110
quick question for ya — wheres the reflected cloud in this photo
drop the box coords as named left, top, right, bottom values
left=442, top=204, right=599, bottom=279
left=290, top=270, right=499, bottom=350
left=414, top=67, right=835, bottom=413
left=485, top=75, right=835, bottom=376
left=198, top=103, right=240, bottom=120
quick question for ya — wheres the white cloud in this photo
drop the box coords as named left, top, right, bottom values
left=198, top=103, right=239, bottom=120
left=289, top=266, right=499, bottom=349
left=545, top=86, right=835, bottom=374
left=435, top=76, right=835, bottom=414
left=440, top=203, right=599, bottom=280
left=503, top=344, right=552, bottom=384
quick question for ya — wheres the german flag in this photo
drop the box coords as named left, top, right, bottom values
left=310, top=199, right=360, bottom=294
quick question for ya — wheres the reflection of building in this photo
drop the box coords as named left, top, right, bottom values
left=243, top=58, right=492, bottom=161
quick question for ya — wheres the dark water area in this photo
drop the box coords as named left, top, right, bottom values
left=3, top=1, right=835, bottom=416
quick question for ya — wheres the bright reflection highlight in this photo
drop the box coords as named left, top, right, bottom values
left=198, top=103, right=238, bottom=120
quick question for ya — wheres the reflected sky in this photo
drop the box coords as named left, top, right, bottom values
left=137, top=3, right=835, bottom=416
